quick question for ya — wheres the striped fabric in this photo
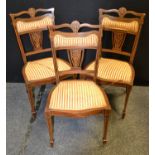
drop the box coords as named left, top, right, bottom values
left=49, top=80, right=108, bottom=110
left=53, top=34, right=98, bottom=48
left=86, top=58, right=134, bottom=84
left=16, top=16, right=53, bottom=33
left=102, top=16, right=139, bottom=33
left=24, top=58, right=71, bottom=81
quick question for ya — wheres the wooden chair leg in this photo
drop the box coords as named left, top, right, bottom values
left=103, top=110, right=110, bottom=144
left=36, top=85, right=46, bottom=111
left=122, top=85, right=132, bottom=119
left=45, top=113, right=54, bottom=147
left=26, top=85, right=36, bottom=121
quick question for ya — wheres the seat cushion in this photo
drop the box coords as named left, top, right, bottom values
left=86, top=58, right=134, bottom=85
left=53, top=33, right=98, bottom=48
left=16, top=16, right=54, bottom=33
left=49, top=80, right=109, bottom=111
left=23, top=58, right=71, bottom=81
left=101, top=16, right=139, bottom=33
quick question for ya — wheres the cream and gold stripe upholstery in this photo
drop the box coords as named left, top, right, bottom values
left=53, top=34, right=98, bottom=48
left=49, top=80, right=108, bottom=111
left=102, top=16, right=139, bottom=33
left=86, top=58, right=134, bottom=84
left=16, top=16, right=53, bottom=33
left=24, top=58, right=71, bottom=81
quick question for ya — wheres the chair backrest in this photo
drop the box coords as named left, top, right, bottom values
left=99, top=7, right=145, bottom=64
left=10, top=7, right=55, bottom=64
left=48, top=21, right=100, bottom=83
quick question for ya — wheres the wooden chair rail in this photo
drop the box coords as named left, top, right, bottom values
left=10, top=8, right=54, bottom=19
left=102, top=27, right=138, bottom=35
left=50, top=30, right=99, bottom=36
left=53, top=23, right=99, bottom=31
left=25, top=48, right=51, bottom=56
left=52, top=46, right=98, bottom=51
left=102, top=48, right=131, bottom=57
left=99, top=8, right=146, bottom=20
left=58, top=69, right=94, bottom=77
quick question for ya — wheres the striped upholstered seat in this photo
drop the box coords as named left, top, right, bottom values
left=102, top=16, right=139, bottom=33
left=49, top=80, right=108, bottom=111
left=23, top=58, right=71, bottom=82
left=53, top=34, right=98, bottom=48
left=16, top=16, right=53, bottom=33
left=86, top=58, right=134, bottom=85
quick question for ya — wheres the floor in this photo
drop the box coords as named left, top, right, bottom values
left=6, top=83, right=149, bottom=155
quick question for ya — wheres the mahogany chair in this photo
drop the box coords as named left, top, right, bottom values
left=44, top=21, right=111, bottom=146
left=10, top=8, right=71, bottom=120
left=86, top=7, right=145, bottom=118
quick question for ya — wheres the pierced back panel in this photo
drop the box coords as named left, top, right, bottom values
left=48, top=21, right=100, bottom=83
left=99, top=7, right=145, bottom=63
left=10, top=8, right=55, bottom=64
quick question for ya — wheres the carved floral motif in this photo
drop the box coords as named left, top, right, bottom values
left=118, top=7, right=127, bottom=17
left=69, top=21, right=84, bottom=67
left=28, top=8, right=43, bottom=50
left=112, top=32, right=126, bottom=50
left=29, top=32, right=43, bottom=50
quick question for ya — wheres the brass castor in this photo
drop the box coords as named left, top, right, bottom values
left=103, top=139, right=108, bottom=144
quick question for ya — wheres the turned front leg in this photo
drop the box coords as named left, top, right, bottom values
left=122, top=85, right=132, bottom=119
left=26, top=84, right=36, bottom=121
left=45, top=114, right=54, bottom=147
left=103, top=110, right=110, bottom=144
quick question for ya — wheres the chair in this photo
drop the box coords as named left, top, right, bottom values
left=44, top=21, right=111, bottom=146
left=86, top=7, right=145, bottom=118
left=10, top=8, right=71, bottom=120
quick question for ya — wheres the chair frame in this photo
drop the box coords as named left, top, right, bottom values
left=9, top=8, right=58, bottom=120
left=97, top=7, right=146, bottom=118
left=44, top=21, right=111, bottom=146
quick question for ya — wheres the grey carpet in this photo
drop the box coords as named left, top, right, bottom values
left=6, top=83, right=149, bottom=155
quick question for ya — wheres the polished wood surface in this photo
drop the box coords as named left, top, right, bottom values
left=44, top=21, right=111, bottom=146
left=98, top=7, right=145, bottom=118
left=10, top=8, right=56, bottom=120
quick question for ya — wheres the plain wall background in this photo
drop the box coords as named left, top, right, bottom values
left=6, top=0, right=149, bottom=85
